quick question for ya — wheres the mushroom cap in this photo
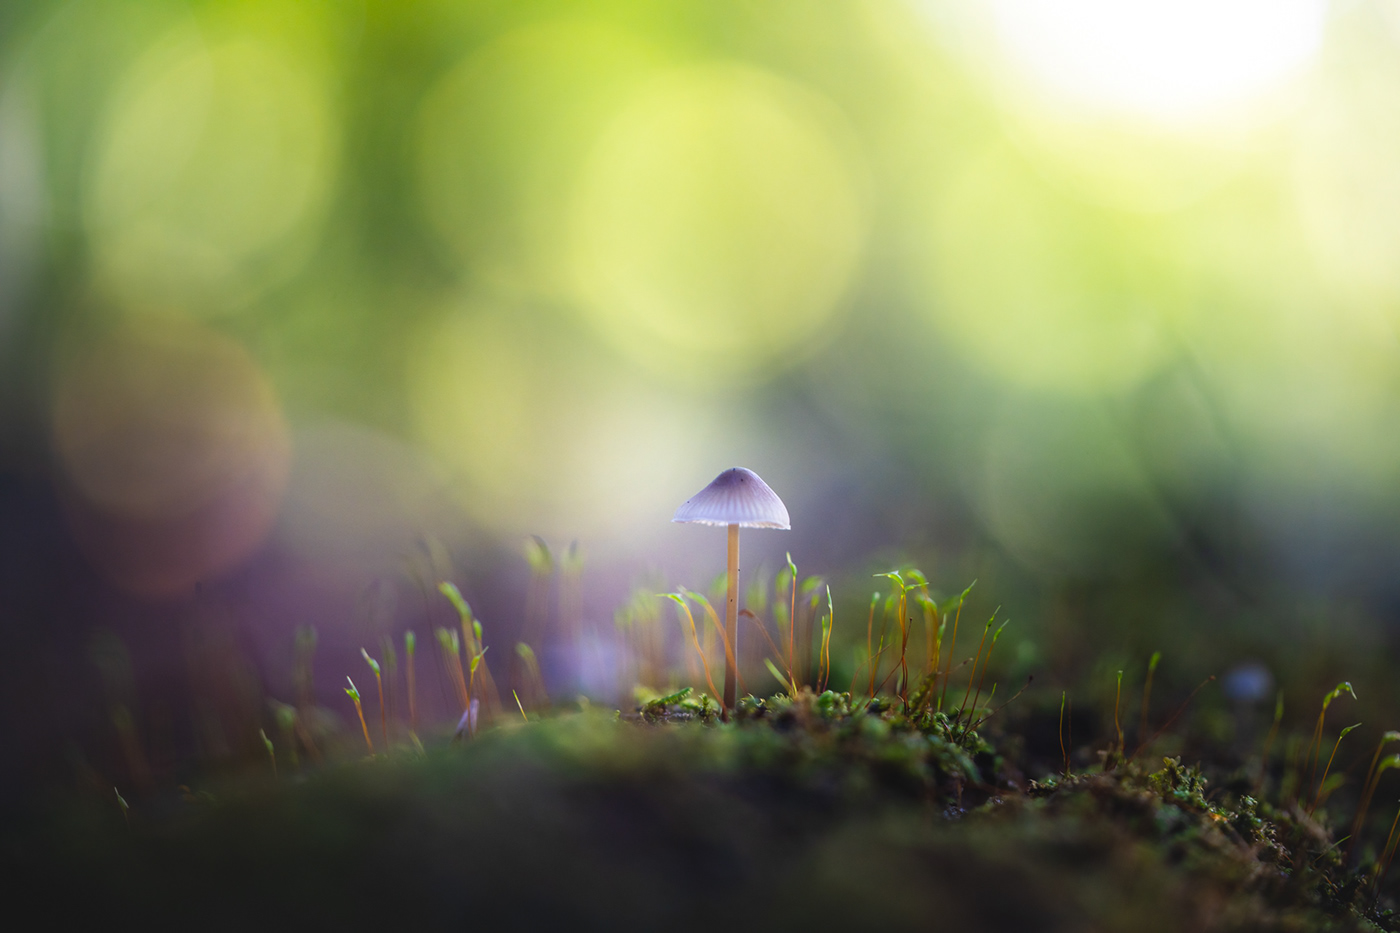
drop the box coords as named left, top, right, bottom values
left=673, top=467, right=790, bottom=529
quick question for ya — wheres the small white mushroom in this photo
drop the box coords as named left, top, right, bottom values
left=673, top=468, right=790, bottom=710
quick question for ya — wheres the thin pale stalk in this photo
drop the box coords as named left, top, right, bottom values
left=724, top=524, right=739, bottom=709
left=866, top=593, right=877, bottom=698
left=957, top=619, right=993, bottom=722
left=939, top=602, right=964, bottom=713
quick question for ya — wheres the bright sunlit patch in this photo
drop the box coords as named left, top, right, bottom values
left=85, top=9, right=335, bottom=314
left=1292, top=15, right=1400, bottom=306
left=569, top=63, right=867, bottom=387
left=986, top=0, right=1328, bottom=123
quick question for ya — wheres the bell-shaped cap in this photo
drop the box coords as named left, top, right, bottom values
left=673, top=467, right=790, bottom=529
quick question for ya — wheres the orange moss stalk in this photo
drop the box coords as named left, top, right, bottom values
left=1375, top=801, right=1400, bottom=899
left=687, top=590, right=742, bottom=700
left=921, top=592, right=940, bottom=677
left=1130, top=675, right=1216, bottom=762
left=361, top=648, right=386, bottom=749
left=1350, top=734, right=1400, bottom=861
left=1139, top=651, right=1160, bottom=746
left=1303, top=682, right=1357, bottom=807
left=785, top=553, right=798, bottom=690
left=818, top=586, right=834, bottom=693
left=874, top=571, right=923, bottom=707
left=956, top=610, right=998, bottom=724
left=939, top=586, right=972, bottom=712
left=514, top=643, right=548, bottom=709
left=1310, top=722, right=1362, bottom=815
left=405, top=630, right=417, bottom=735
left=1059, top=691, right=1070, bottom=777
left=345, top=677, right=374, bottom=755
left=864, top=591, right=878, bottom=698
left=966, top=618, right=1009, bottom=732
left=436, top=582, right=503, bottom=723
left=435, top=628, right=470, bottom=711
left=1255, top=691, right=1284, bottom=796
left=1113, top=670, right=1125, bottom=761
left=665, top=593, right=722, bottom=710
left=259, top=729, right=277, bottom=778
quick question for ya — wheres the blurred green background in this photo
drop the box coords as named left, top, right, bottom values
left=4, top=0, right=1400, bottom=779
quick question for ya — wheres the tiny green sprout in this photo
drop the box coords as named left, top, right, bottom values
left=524, top=535, right=553, bottom=575
left=361, top=649, right=387, bottom=748
left=259, top=728, right=277, bottom=777
left=1311, top=721, right=1364, bottom=815
left=438, top=582, right=473, bottom=625
left=765, top=657, right=796, bottom=695
left=345, top=676, right=374, bottom=756
left=114, top=787, right=129, bottom=823
left=875, top=569, right=904, bottom=588
left=1304, top=682, right=1358, bottom=807
left=470, top=646, right=488, bottom=675
left=1376, top=754, right=1400, bottom=781
left=269, top=700, right=300, bottom=770
left=473, top=619, right=483, bottom=645
left=1325, top=682, right=1358, bottom=709
left=405, top=630, right=416, bottom=657
left=512, top=690, right=528, bottom=723
left=940, top=579, right=977, bottom=617
left=515, top=642, right=547, bottom=707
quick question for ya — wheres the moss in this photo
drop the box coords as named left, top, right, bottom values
left=11, top=693, right=1400, bottom=931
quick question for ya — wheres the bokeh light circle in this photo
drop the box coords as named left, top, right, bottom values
left=51, top=317, right=291, bottom=596
left=408, top=302, right=717, bottom=539
left=569, top=63, right=867, bottom=386
left=416, top=20, right=660, bottom=292
left=85, top=16, right=335, bottom=314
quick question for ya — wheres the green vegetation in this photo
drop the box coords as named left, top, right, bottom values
left=18, top=560, right=1400, bottom=931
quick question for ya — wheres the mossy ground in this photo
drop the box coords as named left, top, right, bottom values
left=11, top=689, right=1399, bottom=931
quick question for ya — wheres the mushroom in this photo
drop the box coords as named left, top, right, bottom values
left=673, top=467, right=790, bottom=710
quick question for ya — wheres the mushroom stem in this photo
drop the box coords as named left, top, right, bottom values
left=724, top=523, right=739, bottom=710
